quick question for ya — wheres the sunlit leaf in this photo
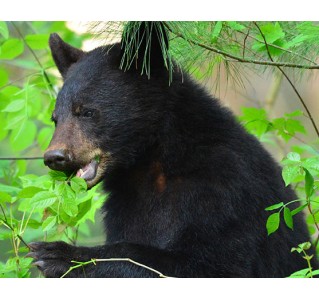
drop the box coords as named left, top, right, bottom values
left=265, top=202, right=284, bottom=211
left=42, top=216, right=57, bottom=231
left=266, top=212, right=280, bottom=235
left=282, top=165, right=301, bottom=186
left=25, top=34, right=49, bottom=50
left=283, top=207, right=293, bottom=230
left=0, top=39, right=24, bottom=60
left=30, top=191, right=57, bottom=208
left=9, top=120, right=37, bottom=151
left=0, top=21, right=9, bottom=39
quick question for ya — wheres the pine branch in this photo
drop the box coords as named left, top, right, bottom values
left=224, top=22, right=318, bottom=66
left=163, top=22, right=319, bottom=71
left=253, top=22, right=319, bottom=139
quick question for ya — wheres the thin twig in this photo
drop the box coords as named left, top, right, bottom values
left=223, top=23, right=318, bottom=66
left=0, top=157, right=43, bottom=160
left=0, top=69, right=51, bottom=91
left=10, top=22, right=56, bottom=96
left=95, top=258, right=169, bottom=278
left=61, top=258, right=169, bottom=278
left=163, top=22, right=319, bottom=70
left=242, top=27, right=250, bottom=59
left=0, top=204, right=30, bottom=249
left=254, top=22, right=319, bottom=249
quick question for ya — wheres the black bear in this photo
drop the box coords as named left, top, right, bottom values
left=27, top=22, right=318, bottom=277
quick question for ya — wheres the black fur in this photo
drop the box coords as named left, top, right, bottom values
left=28, top=23, right=318, bottom=278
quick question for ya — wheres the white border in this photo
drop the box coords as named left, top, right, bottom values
left=1, top=0, right=319, bottom=21
left=1, top=278, right=318, bottom=299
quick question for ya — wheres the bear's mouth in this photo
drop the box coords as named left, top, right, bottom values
left=74, top=155, right=106, bottom=188
left=76, top=160, right=99, bottom=182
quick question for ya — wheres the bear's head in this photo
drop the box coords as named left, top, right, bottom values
left=44, top=22, right=173, bottom=188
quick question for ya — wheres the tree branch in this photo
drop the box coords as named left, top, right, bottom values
left=253, top=22, right=319, bottom=138
left=224, top=22, right=319, bottom=66
left=61, top=258, right=170, bottom=278
left=0, top=157, right=43, bottom=161
left=163, top=22, right=319, bottom=70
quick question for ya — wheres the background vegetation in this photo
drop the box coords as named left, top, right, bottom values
left=0, top=21, right=318, bottom=278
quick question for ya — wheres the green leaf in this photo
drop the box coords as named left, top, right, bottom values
left=37, top=127, right=54, bottom=151
left=260, top=22, right=285, bottom=43
left=291, top=247, right=303, bottom=253
left=283, top=207, right=293, bottom=230
left=288, top=268, right=310, bottom=278
left=25, top=34, right=49, bottom=50
left=285, top=119, right=306, bottom=135
left=75, top=199, right=92, bottom=223
left=265, top=202, right=284, bottom=211
left=0, top=68, right=8, bottom=86
left=62, top=196, right=78, bottom=217
left=70, top=177, right=87, bottom=194
left=240, top=107, right=267, bottom=121
left=0, top=183, right=20, bottom=195
left=287, top=152, right=301, bottom=162
left=302, top=157, right=319, bottom=172
left=61, top=184, right=78, bottom=217
left=211, top=22, right=223, bottom=42
left=0, top=113, right=8, bottom=141
left=284, top=110, right=303, bottom=118
left=4, top=112, right=25, bottom=130
left=0, top=39, right=24, bottom=60
left=304, top=168, right=314, bottom=198
left=285, top=35, right=308, bottom=49
left=25, top=219, right=42, bottom=229
left=227, top=21, right=245, bottom=31
left=252, top=22, right=286, bottom=56
left=42, top=216, right=57, bottom=231
left=49, top=170, right=68, bottom=181
left=0, top=21, right=9, bottom=39
left=282, top=165, right=301, bottom=186
left=10, top=120, right=37, bottom=152
left=1, top=99, right=25, bottom=112
left=272, top=116, right=306, bottom=141
left=18, top=186, right=44, bottom=198
left=0, top=191, right=12, bottom=204
left=298, top=242, right=311, bottom=251
left=291, top=203, right=307, bottom=216
left=30, top=191, right=57, bottom=208
left=0, top=232, right=12, bottom=240
left=239, top=107, right=270, bottom=138
left=266, top=212, right=280, bottom=235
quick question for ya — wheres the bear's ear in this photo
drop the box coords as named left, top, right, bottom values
left=49, top=33, right=85, bottom=79
left=120, top=22, right=170, bottom=76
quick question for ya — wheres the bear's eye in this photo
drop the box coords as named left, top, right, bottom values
left=82, top=110, right=94, bottom=118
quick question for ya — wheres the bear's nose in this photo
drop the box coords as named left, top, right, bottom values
left=44, top=149, right=70, bottom=170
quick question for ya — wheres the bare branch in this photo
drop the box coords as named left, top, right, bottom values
left=61, top=258, right=170, bottom=278
left=0, top=157, right=43, bottom=161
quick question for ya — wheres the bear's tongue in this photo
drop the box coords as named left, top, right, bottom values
left=76, top=160, right=98, bottom=181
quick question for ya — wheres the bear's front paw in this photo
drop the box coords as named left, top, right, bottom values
left=27, top=241, right=89, bottom=278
